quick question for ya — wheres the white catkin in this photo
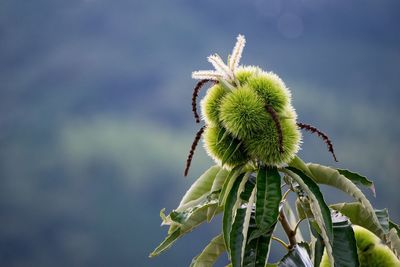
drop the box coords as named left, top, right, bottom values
left=207, top=54, right=233, bottom=80
left=230, top=34, right=246, bottom=71
left=192, top=70, right=223, bottom=80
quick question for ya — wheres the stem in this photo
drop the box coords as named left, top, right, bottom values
left=293, top=218, right=305, bottom=235
left=279, top=207, right=297, bottom=249
left=272, top=236, right=289, bottom=250
left=282, top=189, right=291, bottom=201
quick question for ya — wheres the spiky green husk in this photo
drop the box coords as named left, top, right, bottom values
left=359, top=244, right=400, bottom=267
left=235, top=67, right=291, bottom=113
left=235, top=66, right=262, bottom=85
left=353, top=225, right=381, bottom=252
left=200, top=65, right=301, bottom=166
left=321, top=225, right=400, bottom=267
left=245, top=111, right=301, bottom=165
left=219, top=86, right=269, bottom=139
left=201, top=84, right=228, bottom=126
left=203, top=125, right=249, bottom=169
left=354, top=225, right=400, bottom=267
left=246, top=71, right=291, bottom=113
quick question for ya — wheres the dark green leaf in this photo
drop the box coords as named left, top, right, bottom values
left=337, top=169, right=375, bottom=196
left=223, top=172, right=246, bottom=253
left=278, top=244, right=312, bottom=267
left=310, top=222, right=324, bottom=267
left=243, top=218, right=276, bottom=267
left=330, top=211, right=359, bottom=267
left=230, top=208, right=247, bottom=267
left=240, top=174, right=256, bottom=201
left=230, top=186, right=257, bottom=267
left=255, top=166, right=282, bottom=231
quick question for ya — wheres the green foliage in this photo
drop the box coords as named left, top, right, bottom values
left=254, top=166, right=281, bottom=236
left=177, top=165, right=220, bottom=210
left=278, top=243, right=312, bottom=267
left=320, top=225, right=400, bottom=267
left=330, top=212, right=359, bottom=266
left=190, top=234, right=226, bottom=267
left=243, top=217, right=274, bottom=267
left=285, top=167, right=334, bottom=265
left=223, top=172, right=248, bottom=253
left=151, top=35, right=400, bottom=266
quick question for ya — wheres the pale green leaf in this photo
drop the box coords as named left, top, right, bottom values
left=190, top=234, right=226, bottom=267
left=386, top=228, right=400, bottom=260
left=330, top=202, right=387, bottom=236
left=178, top=165, right=221, bottom=210
left=211, top=168, right=230, bottom=194
left=219, top=166, right=245, bottom=206
left=207, top=168, right=230, bottom=221
left=305, top=163, right=385, bottom=240
left=149, top=228, right=181, bottom=257
left=337, top=169, right=375, bottom=196
left=151, top=198, right=219, bottom=257
left=390, top=221, right=400, bottom=238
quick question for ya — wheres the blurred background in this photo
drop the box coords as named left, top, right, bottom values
left=1, top=0, right=399, bottom=266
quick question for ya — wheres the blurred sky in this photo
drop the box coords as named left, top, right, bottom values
left=0, top=0, right=400, bottom=266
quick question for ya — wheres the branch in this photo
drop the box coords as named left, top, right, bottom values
left=279, top=207, right=297, bottom=249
